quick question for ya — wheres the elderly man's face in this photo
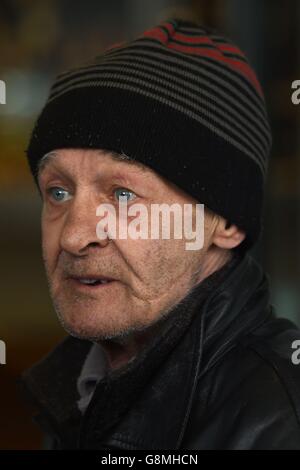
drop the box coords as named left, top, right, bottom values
left=38, top=148, right=220, bottom=341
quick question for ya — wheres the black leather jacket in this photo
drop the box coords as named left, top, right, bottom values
left=21, top=253, right=300, bottom=450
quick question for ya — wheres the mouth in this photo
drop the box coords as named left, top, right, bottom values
left=68, top=275, right=117, bottom=289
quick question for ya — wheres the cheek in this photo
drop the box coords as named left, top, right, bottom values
left=160, top=239, right=194, bottom=276
left=117, top=237, right=190, bottom=287
left=146, top=238, right=203, bottom=290
left=41, top=213, right=61, bottom=271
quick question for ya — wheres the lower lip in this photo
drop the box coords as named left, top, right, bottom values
left=68, top=279, right=117, bottom=291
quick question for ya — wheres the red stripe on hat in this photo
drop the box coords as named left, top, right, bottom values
left=143, top=22, right=176, bottom=44
left=143, top=29, right=169, bottom=44
left=168, top=42, right=220, bottom=58
left=167, top=42, right=263, bottom=96
left=160, top=22, right=176, bottom=35
left=144, top=25, right=245, bottom=57
left=218, top=44, right=245, bottom=55
left=228, top=60, right=262, bottom=96
left=172, top=32, right=214, bottom=45
left=171, top=32, right=245, bottom=58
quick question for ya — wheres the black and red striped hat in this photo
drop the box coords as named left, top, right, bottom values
left=26, top=18, right=272, bottom=251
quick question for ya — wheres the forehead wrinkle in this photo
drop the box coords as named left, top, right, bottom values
left=92, top=151, right=153, bottom=187
left=98, top=149, right=150, bottom=173
left=39, top=149, right=149, bottom=173
left=38, top=149, right=153, bottom=191
left=92, top=165, right=152, bottom=189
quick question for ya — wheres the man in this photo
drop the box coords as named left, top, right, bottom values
left=22, top=19, right=300, bottom=450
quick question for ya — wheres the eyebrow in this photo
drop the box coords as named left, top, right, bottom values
left=37, top=151, right=58, bottom=174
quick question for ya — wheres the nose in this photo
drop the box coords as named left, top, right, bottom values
left=60, top=193, right=110, bottom=256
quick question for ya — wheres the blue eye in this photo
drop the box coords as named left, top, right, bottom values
left=114, top=188, right=136, bottom=202
left=47, top=187, right=71, bottom=202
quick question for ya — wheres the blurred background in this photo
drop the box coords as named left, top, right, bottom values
left=0, top=0, right=299, bottom=449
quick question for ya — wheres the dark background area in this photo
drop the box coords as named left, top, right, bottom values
left=0, top=0, right=299, bottom=449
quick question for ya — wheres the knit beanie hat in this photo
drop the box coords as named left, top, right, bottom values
left=26, top=18, right=272, bottom=251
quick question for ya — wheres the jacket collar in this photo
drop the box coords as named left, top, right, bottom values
left=21, top=252, right=271, bottom=449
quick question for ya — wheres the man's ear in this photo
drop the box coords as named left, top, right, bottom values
left=213, top=217, right=246, bottom=249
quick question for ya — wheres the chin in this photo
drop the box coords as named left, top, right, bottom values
left=54, top=303, right=146, bottom=342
